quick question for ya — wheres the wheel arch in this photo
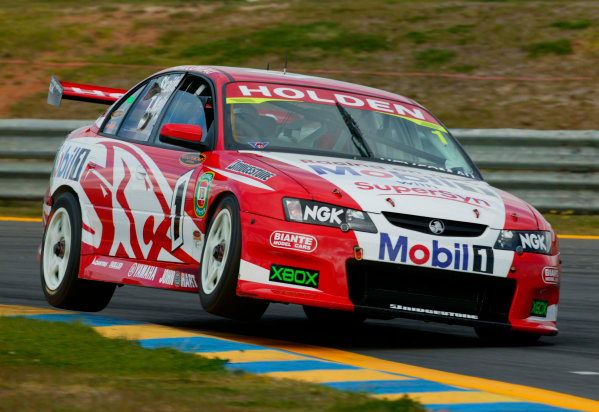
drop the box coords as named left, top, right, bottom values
left=205, top=190, right=238, bottom=226
left=52, top=185, right=80, bottom=205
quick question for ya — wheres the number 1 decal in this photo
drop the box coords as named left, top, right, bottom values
left=170, top=169, right=194, bottom=252
left=473, top=245, right=494, bottom=274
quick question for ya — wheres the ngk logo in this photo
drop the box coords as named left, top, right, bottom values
left=303, top=205, right=344, bottom=225
left=379, top=233, right=494, bottom=274
left=519, top=233, right=548, bottom=252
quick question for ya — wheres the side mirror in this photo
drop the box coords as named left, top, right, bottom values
left=159, top=123, right=210, bottom=151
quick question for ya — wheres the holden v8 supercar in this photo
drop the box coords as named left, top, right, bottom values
left=40, top=66, right=560, bottom=343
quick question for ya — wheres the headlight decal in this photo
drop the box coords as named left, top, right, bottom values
left=282, top=197, right=377, bottom=233
left=494, top=230, right=551, bottom=255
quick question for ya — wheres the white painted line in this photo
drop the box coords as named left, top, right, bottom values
left=570, top=371, right=599, bottom=376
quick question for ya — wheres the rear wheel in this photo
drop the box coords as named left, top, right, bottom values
left=303, top=305, right=366, bottom=326
left=199, top=195, right=268, bottom=320
left=475, top=326, right=541, bottom=346
left=40, top=192, right=115, bottom=311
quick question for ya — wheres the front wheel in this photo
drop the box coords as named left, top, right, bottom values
left=40, top=192, right=115, bottom=312
left=198, top=195, right=268, bottom=320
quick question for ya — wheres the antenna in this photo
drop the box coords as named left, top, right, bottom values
left=266, top=63, right=270, bottom=71
left=283, top=46, right=288, bottom=75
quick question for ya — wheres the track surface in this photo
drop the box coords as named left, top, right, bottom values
left=1, top=221, right=597, bottom=401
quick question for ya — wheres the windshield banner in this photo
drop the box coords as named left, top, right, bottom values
left=225, top=82, right=444, bottom=130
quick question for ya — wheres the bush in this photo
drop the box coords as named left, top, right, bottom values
left=523, top=39, right=572, bottom=57
left=414, top=48, right=456, bottom=67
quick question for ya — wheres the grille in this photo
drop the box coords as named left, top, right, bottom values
left=346, top=260, right=516, bottom=323
left=382, top=212, right=487, bottom=237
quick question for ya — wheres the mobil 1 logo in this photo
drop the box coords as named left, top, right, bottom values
left=269, top=264, right=319, bottom=289
left=55, top=146, right=91, bottom=182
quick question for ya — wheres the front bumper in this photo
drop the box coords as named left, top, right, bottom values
left=237, top=212, right=560, bottom=335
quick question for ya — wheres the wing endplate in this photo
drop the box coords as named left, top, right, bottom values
left=47, top=75, right=127, bottom=106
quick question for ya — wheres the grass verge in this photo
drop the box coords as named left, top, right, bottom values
left=2, top=1, right=599, bottom=129
left=0, top=200, right=43, bottom=218
left=0, top=317, right=424, bottom=412
left=543, top=213, right=599, bottom=237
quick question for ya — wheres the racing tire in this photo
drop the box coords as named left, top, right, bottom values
left=474, top=326, right=541, bottom=346
left=303, top=305, right=366, bottom=326
left=40, top=192, right=115, bottom=312
left=199, top=195, right=268, bottom=321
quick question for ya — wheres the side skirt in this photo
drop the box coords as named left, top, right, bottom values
left=79, top=254, right=199, bottom=293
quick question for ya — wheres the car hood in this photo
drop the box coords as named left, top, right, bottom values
left=243, top=151, right=535, bottom=230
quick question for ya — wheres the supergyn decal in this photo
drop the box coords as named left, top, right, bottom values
left=389, top=304, right=478, bottom=320
left=55, top=146, right=90, bottom=182
left=194, top=171, right=214, bottom=218
left=379, top=233, right=494, bottom=274
left=127, top=263, right=158, bottom=281
left=226, top=160, right=274, bottom=181
left=307, top=164, right=496, bottom=204
left=270, top=231, right=318, bottom=253
left=270, top=264, right=319, bottom=288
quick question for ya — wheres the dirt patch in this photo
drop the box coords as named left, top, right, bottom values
left=0, top=66, right=47, bottom=117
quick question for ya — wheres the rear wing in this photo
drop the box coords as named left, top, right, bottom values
left=47, top=74, right=127, bottom=106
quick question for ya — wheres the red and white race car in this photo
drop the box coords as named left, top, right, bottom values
left=40, top=66, right=560, bottom=342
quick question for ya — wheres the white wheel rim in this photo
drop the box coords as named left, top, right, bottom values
left=42, top=208, right=71, bottom=291
left=201, top=208, right=232, bottom=295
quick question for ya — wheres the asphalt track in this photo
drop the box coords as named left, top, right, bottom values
left=1, top=221, right=598, bottom=404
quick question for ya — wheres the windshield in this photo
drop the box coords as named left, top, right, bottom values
left=224, top=82, right=477, bottom=178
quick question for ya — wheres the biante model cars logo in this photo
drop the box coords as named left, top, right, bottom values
left=379, top=233, right=494, bottom=274
left=270, top=231, right=318, bottom=253
left=269, top=264, right=319, bottom=288
left=542, top=266, right=560, bottom=284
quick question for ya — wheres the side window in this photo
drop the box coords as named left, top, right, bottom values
left=156, top=76, right=214, bottom=141
left=102, top=87, right=144, bottom=135
left=117, top=73, right=184, bottom=141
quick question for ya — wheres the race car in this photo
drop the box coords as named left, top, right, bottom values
left=40, top=66, right=560, bottom=343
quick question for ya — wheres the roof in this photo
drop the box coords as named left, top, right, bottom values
left=170, top=65, right=420, bottom=107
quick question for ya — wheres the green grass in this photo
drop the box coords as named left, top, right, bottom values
left=0, top=317, right=424, bottom=412
left=551, top=19, right=591, bottom=30
left=178, top=22, right=390, bottom=64
left=523, top=39, right=573, bottom=57
left=414, top=48, right=456, bottom=67
left=543, top=213, right=599, bottom=236
left=0, top=200, right=43, bottom=218
left=1, top=0, right=599, bottom=129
